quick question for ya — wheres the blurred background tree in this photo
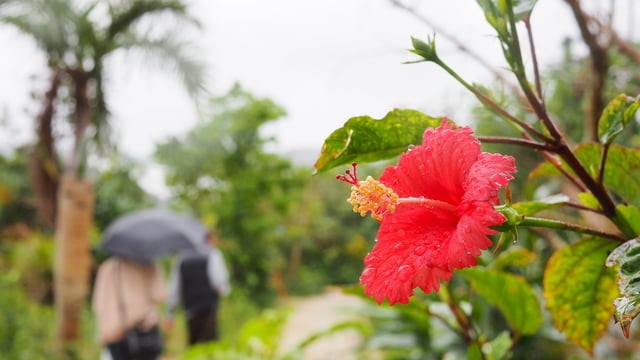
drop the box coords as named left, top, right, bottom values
left=0, top=0, right=639, bottom=358
left=0, top=0, right=207, bottom=352
left=155, top=84, right=378, bottom=306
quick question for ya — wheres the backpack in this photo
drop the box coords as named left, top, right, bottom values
left=179, top=253, right=219, bottom=312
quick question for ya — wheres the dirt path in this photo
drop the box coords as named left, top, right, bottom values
left=278, top=286, right=367, bottom=360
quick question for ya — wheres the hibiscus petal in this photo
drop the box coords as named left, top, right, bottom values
left=463, top=152, right=516, bottom=204
left=380, top=121, right=481, bottom=205
left=356, top=121, right=517, bottom=305
left=447, top=210, right=501, bottom=269
left=360, top=206, right=458, bottom=304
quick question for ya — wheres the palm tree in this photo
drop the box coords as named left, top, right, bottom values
left=0, top=0, right=206, bottom=350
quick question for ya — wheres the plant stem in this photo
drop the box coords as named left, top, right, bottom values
left=432, top=58, right=550, bottom=142
left=597, top=144, right=610, bottom=185
left=478, top=136, right=588, bottom=191
left=563, top=200, right=605, bottom=214
left=523, top=18, right=543, bottom=101
left=477, top=136, right=555, bottom=151
left=502, top=0, right=619, bottom=218
left=518, top=216, right=625, bottom=242
left=388, top=0, right=521, bottom=96
left=426, top=309, right=466, bottom=338
left=440, top=284, right=474, bottom=343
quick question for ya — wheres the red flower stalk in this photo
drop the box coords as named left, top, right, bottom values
left=338, top=120, right=516, bottom=305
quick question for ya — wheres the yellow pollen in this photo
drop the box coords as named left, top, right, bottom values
left=347, top=176, right=399, bottom=221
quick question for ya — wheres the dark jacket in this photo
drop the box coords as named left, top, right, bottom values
left=179, top=253, right=218, bottom=313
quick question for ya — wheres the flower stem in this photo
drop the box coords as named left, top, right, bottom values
left=440, top=284, right=475, bottom=343
left=501, top=1, right=619, bottom=218
left=517, top=215, right=625, bottom=242
left=432, top=58, right=550, bottom=142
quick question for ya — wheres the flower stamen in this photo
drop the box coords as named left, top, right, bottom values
left=337, top=163, right=399, bottom=221
left=348, top=176, right=399, bottom=221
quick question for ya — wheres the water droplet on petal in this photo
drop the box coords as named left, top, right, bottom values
left=362, top=267, right=376, bottom=276
left=397, top=264, right=414, bottom=282
left=393, top=242, right=407, bottom=251
left=360, top=267, right=377, bottom=282
left=407, top=144, right=415, bottom=151
left=490, top=174, right=506, bottom=187
left=414, top=245, right=426, bottom=256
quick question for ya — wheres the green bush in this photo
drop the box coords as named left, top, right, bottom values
left=0, top=235, right=100, bottom=359
left=182, top=307, right=293, bottom=360
left=0, top=270, right=56, bottom=359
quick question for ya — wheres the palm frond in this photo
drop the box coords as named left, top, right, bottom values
left=0, top=0, right=77, bottom=59
left=106, top=0, right=200, bottom=41
left=117, top=31, right=208, bottom=97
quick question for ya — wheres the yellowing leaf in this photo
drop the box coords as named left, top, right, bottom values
left=605, top=238, right=640, bottom=338
left=598, top=94, right=640, bottom=145
left=313, top=109, right=442, bottom=173
left=543, top=237, right=619, bottom=353
left=490, top=247, right=537, bottom=271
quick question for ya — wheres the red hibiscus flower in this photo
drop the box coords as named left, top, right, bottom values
left=338, top=120, right=516, bottom=305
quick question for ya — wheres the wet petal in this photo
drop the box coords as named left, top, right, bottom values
left=357, top=120, right=517, bottom=305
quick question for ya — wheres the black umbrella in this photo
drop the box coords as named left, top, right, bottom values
left=101, top=209, right=208, bottom=263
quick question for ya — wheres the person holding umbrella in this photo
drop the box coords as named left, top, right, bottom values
left=165, top=230, right=231, bottom=345
left=94, top=209, right=212, bottom=359
left=92, top=257, right=166, bottom=360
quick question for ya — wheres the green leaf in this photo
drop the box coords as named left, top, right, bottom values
left=616, top=205, right=640, bottom=236
left=531, top=144, right=640, bottom=209
left=467, top=342, right=483, bottom=360
left=476, top=0, right=507, bottom=35
left=511, top=194, right=569, bottom=216
left=491, top=247, right=537, bottom=271
left=543, top=237, right=619, bottom=353
left=476, top=0, right=535, bottom=33
left=313, top=109, right=443, bottom=173
left=483, top=331, right=512, bottom=360
left=460, top=268, right=542, bottom=335
left=598, top=94, right=640, bottom=145
left=512, top=0, right=538, bottom=20
left=408, top=36, right=439, bottom=63
left=606, top=238, right=640, bottom=337
left=577, top=192, right=600, bottom=209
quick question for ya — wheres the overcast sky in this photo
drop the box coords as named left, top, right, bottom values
left=0, top=0, right=636, bottom=196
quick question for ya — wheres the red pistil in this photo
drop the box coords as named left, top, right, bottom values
left=336, top=162, right=359, bottom=185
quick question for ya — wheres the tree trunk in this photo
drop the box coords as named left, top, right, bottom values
left=53, top=174, right=94, bottom=347
left=67, top=69, right=91, bottom=175
left=28, top=69, right=62, bottom=229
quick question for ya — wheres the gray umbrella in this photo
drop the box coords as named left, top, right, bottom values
left=101, top=209, right=208, bottom=263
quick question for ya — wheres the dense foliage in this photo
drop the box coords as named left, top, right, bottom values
left=2, top=0, right=640, bottom=359
left=314, top=1, right=640, bottom=358
left=155, top=84, right=377, bottom=305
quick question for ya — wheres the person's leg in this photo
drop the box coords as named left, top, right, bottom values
left=204, top=310, right=219, bottom=341
left=187, top=310, right=218, bottom=344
